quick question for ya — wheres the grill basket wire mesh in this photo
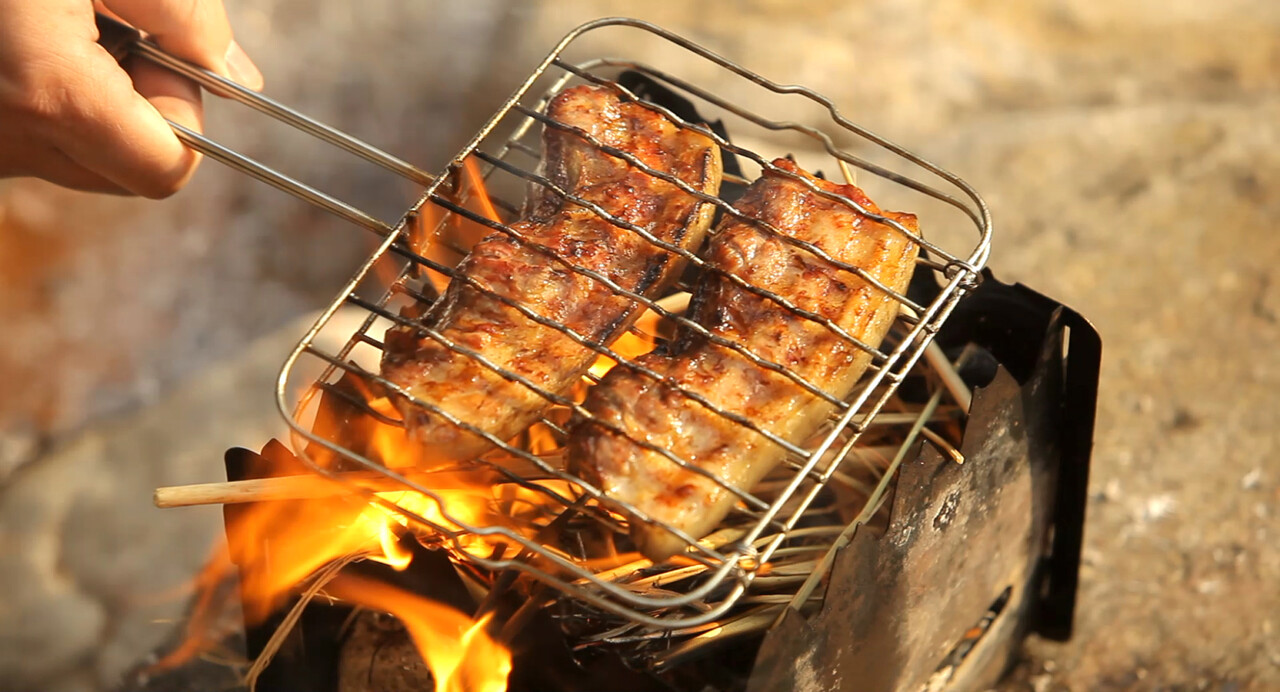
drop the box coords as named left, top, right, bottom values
left=278, top=22, right=990, bottom=627
left=118, top=16, right=991, bottom=629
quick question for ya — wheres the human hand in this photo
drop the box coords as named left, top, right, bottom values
left=0, top=0, right=263, bottom=198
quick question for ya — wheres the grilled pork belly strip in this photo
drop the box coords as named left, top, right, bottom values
left=570, top=159, right=920, bottom=561
left=382, top=85, right=722, bottom=465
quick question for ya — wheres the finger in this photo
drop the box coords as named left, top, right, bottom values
left=48, top=46, right=198, bottom=198
left=2, top=141, right=131, bottom=195
left=102, top=0, right=263, bottom=90
left=127, top=56, right=206, bottom=184
left=91, top=2, right=125, bottom=24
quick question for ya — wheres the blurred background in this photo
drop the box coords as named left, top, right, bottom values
left=0, top=1, right=1277, bottom=690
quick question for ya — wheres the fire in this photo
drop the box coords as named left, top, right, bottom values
left=328, top=574, right=512, bottom=692
left=461, top=156, right=501, bottom=226
left=373, top=503, right=416, bottom=570
left=186, top=459, right=516, bottom=690
left=588, top=329, right=660, bottom=379
left=413, top=155, right=506, bottom=296
left=587, top=292, right=688, bottom=379
left=164, top=384, right=518, bottom=689
left=163, top=163, right=688, bottom=689
left=223, top=480, right=492, bottom=623
left=218, top=420, right=521, bottom=621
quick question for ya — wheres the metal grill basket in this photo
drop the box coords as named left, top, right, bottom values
left=108, top=16, right=992, bottom=628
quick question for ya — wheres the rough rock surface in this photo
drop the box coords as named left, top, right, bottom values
left=955, top=102, right=1280, bottom=690
left=0, top=0, right=1276, bottom=690
left=0, top=320, right=290, bottom=692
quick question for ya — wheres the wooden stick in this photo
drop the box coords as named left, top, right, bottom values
left=155, top=474, right=356, bottom=508
left=153, top=466, right=548, bottom=508
left=581, top=527, right=747, bottom=585
left=837, top=158, right=858, bottom=187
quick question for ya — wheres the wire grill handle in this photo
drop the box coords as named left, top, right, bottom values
left=92, top=12, right=431, bottom=233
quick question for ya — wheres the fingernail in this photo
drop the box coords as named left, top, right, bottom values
left=225, top=40, right=265, bottom=91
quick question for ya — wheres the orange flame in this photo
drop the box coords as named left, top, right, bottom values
left=160, top=385, right=518, bottom=687
left=328, top=574, right=512, bottom=692
left=413, top=155, right=507, bottom=296
left=225, top=484, right=420, bottom=623
left=586, top=292, right=687, bottom=379
left=165, top=466, right=516, bottom=689
left=462, top=156, right=502, bottom=227
left=588, top=329, right=661, bottom=379
left=163, top=161, right=687, bottom=686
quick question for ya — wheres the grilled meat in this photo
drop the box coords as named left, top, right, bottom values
left=570, top=159, right=920, bottom=560
left=382, top=85, right=722, bottom=465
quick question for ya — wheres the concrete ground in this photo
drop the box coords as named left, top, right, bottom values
left=0, top=1, right=1277, bottom=690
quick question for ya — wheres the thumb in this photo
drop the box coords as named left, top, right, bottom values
left=102, top=0, right=263, bottom=90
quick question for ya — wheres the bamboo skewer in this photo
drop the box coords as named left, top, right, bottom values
left=854, top=408, right=962, bottom=426
left=650, top=606, right=783, bottom=671
left=837, top=159, right=858, bottom=187
left=156, top=473, right=371, bottom=508
left=153, top=464, right=555, bottom=508
left=153, top=436, right=899, bottom=527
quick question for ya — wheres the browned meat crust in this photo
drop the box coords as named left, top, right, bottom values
left=570, top=159, right=920, bottom=560
left=382, top=85, right=721, bottom=465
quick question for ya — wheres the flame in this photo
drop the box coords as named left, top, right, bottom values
left=328, top=574, right=512, bottom=692
left=163, top=177, right=692, bottom=685
left=226, top=485, right=421, bottom=622
left=374, top=514, right=415, bottom=570
left=162, top=379, right=520, bottom=687
left=588, top=329, right=661, bottom=379
left=462, top=156, right=502, bottom=227
left=176, top=460, right=516, bottom=690
left=585, top=292, right=688, bottom=379
left=148, top=547, right=239, bottom=672
left=413, top=155, right=506, bottom=296
left=523, top=421, right=563, bottom=455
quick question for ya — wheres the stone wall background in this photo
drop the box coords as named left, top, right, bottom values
left=0, top=1, right=1276, bottom=690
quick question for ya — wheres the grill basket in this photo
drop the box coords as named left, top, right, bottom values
left=107, top=16, right=993, bottom=628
